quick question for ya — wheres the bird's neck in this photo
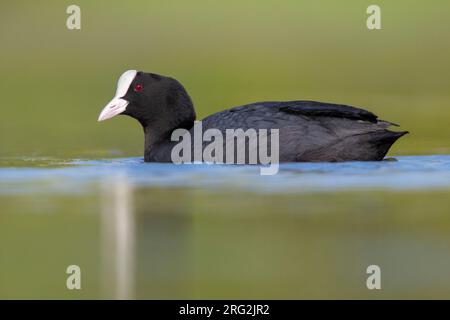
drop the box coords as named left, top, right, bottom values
left=143, top=126, right=171, bottom=162
left=143, top=119, right=194, bottom=162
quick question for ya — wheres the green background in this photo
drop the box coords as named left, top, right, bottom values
left=1, top=1, right=450, bottom=299
left=1, top=0, right=449, bottom=158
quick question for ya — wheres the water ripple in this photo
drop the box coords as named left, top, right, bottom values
left=0, top=155, right=449, bottom=194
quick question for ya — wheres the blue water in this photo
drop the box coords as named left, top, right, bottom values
left=1, top=155, right=450, bottom=194
left=2, top=155, right=450, bottom=299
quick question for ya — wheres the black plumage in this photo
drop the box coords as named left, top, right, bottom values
left=98, top=71, right=408, bottom=163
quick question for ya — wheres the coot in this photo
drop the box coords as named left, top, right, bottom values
left=98, top=70, right=407, bottom=163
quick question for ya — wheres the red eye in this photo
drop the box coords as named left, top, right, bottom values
left=134, top=84, right=143, bottom=92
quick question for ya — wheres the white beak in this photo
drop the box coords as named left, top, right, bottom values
left=98, top=70, right=137, bottom=122
left=97, top=98, right=129, bottom=122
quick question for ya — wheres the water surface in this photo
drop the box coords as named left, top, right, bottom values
left=2, top=0, right=450, bottom=300
left=1, top=155, right=450, bottom=299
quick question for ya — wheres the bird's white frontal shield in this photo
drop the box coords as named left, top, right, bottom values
left=98, top=70, right=137, bottom=121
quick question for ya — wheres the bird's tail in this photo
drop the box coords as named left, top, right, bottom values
left=367, top=130, right=409, bottom=160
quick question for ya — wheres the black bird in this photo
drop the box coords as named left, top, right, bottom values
left=98, top=70, right=408, bottom=163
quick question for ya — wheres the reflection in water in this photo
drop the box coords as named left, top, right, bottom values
left=1, top=155, right=450, bottom=298
left=100, top=175, right=135, bottom=299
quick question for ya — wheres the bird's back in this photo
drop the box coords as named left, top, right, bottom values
left=198, top=101, right=407, bottom=162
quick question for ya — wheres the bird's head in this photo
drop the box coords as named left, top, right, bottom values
left=98, top=70, right=196, bottom=131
